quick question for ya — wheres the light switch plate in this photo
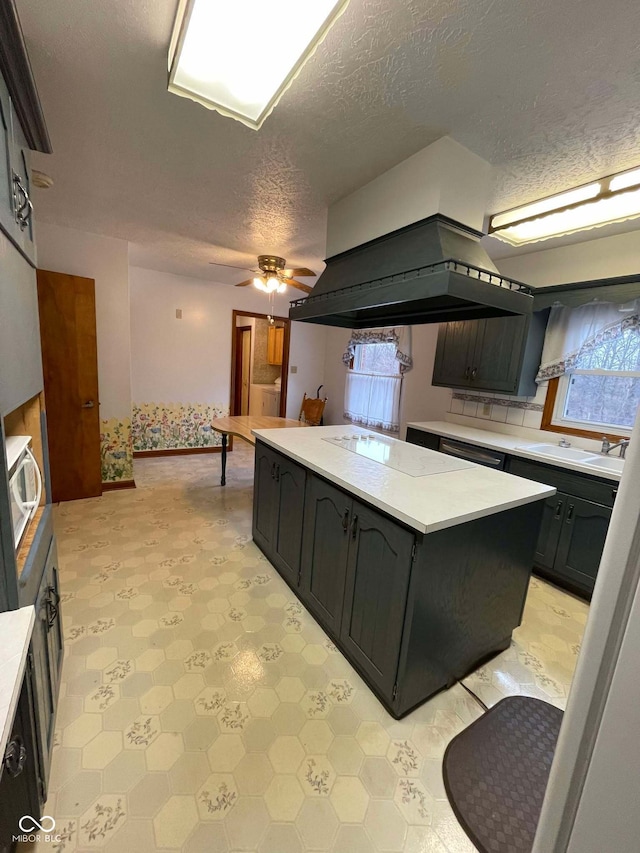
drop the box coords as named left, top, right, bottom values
left=290, top=366, right=298, bottom=374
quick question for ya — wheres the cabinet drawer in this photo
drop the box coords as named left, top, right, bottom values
left=507, top=457, right=618, bottom=507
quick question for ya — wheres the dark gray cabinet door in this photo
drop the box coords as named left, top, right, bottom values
left=534, top=492, right=567, bottom=570
left=252, top=444, right=278, bottom=552
left=300, top=477, right=351, bottom=635
left=0, top=74, right=15, bottom=245
left=30, top=536, right=63, bottom=793
left=432, top=320, right=478, bottom=387
left=340, top=502, right=414, bottom=699
left=554, top=497, right=611, bottom=593
left=272, top=455, right=306, bottom=587
left=472, top=315, right=529, bottom=392
left=0, top=676, right=41, bottom=848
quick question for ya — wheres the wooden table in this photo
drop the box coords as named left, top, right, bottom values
left=210, top=416, right=308, bottom=485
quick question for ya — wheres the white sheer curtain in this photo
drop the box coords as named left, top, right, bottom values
left=536, top=301, right=640, bottom=382
left=344, top=372, right=403, bottom=431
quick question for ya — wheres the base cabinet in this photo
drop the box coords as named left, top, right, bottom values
left=253, top=444, right=306, bottom=588
left=0, top=675, right=40, bottom=851
left=508, top=457, right=615, bottom=597
left=30, top=535, right=63, bottom=794
left=340, top=503, right=413, bottom=698
left=300, top=477, right=351, bottom=636
left=253, top=440, right=539, bottom=717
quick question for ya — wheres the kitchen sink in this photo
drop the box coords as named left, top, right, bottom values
left=583, top=456, right=626, bottom=474
left=516, top=443, right=600, bottom=462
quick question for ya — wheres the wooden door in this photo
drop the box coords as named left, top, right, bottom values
left=272, top=455, right=306, bottom=587
left=341, top=502, right=413, bottom=699
left=554, top=497, right=611, bottom=594
left=533, top=492, right=567, bottom=570
left=36, top=270, right=101, bottom=501
left=300, top=476, right=351, bottom=635
left=432, top=320, right=478, bottom=388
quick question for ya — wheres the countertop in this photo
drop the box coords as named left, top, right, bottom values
left=0, top=606, right=35, bottom=760
left=407, top=421, right=622, bottom=482
left=252, top=425, right=555, bottom=535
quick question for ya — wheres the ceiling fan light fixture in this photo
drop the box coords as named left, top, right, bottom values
left=490, top=165, right=640, bottom=246
left=168, top=0, right=351, bottom=130
left=277, top=282, right=287, bottom=294
left=253, top=276, right=268, bottom=291
left=265, top=276, right=280, bottom=293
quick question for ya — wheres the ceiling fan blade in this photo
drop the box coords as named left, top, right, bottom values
left=283, top=277, right=313, bottom=294
left=283, top=267, right=316, bottom=278
left=234, top=279, right=255, bottom=287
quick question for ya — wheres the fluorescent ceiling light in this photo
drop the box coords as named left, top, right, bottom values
left=490, top=166, right=640, bottom=246
left=610, top=167, right=640, bottom=192
left=169, top=0, right=350, bottom=130
left=490, top=184, right=601, bottom=230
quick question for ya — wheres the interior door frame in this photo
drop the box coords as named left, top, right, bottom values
left=230, top=310, right=291, bottom=418
left=234, top=325, right=252, bottom=415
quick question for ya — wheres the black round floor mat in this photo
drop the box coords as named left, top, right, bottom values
left=443, top=695, right=563, bottom=853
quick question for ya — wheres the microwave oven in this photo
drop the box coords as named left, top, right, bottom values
left=5, top=435, right=42, bottom=549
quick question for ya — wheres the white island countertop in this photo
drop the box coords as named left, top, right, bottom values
left=253, top=425, right=555, bottom=534
left=0, top=606, right=35, bottom=760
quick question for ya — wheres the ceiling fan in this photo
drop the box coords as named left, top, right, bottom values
left=210, top=255, right=316, bottom=294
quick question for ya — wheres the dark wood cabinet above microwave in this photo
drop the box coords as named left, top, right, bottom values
left=432, top=310, right=549, bottom=396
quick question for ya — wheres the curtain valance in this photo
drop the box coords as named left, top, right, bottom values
left=341, top=326, right=413, bottom=374
left=536, top=301, right=640, bottom=383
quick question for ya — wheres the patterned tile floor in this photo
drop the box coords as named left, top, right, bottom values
left=30, top=446, right=589, bottom=852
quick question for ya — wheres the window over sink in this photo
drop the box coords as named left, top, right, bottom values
left=539, top=301, right=640, bottom=438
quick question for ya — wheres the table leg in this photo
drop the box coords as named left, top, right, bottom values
left=221, top=433, right=227, bottom=486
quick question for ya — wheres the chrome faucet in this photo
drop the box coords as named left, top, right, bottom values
left=601, top=436, right=630, bottom=459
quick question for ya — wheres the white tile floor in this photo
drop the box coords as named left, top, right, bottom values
left=32, top=445, right=588, bottom=852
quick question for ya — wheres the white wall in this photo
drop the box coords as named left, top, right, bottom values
left=496, top=229, right=640, bottom=287
left=36, top=222, right=131, bottom=421
left=130, top=267, right=327, bottom=419
left=532, top=408, right=640, bottom=853
left=321, top=325, right=450, bottom=434
left=327, top=137, right=491, bottom=256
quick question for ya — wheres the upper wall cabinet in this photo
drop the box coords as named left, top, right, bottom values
left=0, top=0, right=52, bottom=266
left=432, top=311, right=549, bottom=397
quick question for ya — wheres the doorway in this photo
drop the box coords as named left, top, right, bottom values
left=235, top=326, right=252, bottom=415
left=36, top=269, right=102, bottom=501
left=230, top=310, right=291, bottom=418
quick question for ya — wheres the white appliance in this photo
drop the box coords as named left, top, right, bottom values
left=5, top=435, right=42, bottom=548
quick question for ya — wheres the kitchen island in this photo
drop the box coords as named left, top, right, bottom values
left=252, top=425, right=555, bottom=717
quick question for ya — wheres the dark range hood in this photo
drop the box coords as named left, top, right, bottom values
left=289, top=215, right=533, bottom=328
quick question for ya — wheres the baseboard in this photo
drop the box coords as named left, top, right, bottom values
left=102, top=479, right=136, bottom=491
left=133, top=447, right=225, bottom=458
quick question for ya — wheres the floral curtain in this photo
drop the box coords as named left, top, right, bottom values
left=536, top=301, right=640, bottom=383
left=342, top=326, right=413, bottom=374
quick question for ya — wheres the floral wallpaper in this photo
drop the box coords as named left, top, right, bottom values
left=132, top=403, right=228, bottom=452
left=100, top=418, right=134, bottom=483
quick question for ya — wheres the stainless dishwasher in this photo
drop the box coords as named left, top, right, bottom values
left=438, top=438, right=506, bottom=470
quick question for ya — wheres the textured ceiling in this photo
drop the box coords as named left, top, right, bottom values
left=17, top=0, right=640, bottom=281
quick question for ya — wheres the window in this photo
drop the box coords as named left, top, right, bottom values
left=344, top=342, right=403, bottom=432
left=352, top=342, right=400, bottom=375
left=549, top=326, right=640, bottom=435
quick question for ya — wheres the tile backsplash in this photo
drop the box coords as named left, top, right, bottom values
left=448, top=382, right=548, bottom=430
